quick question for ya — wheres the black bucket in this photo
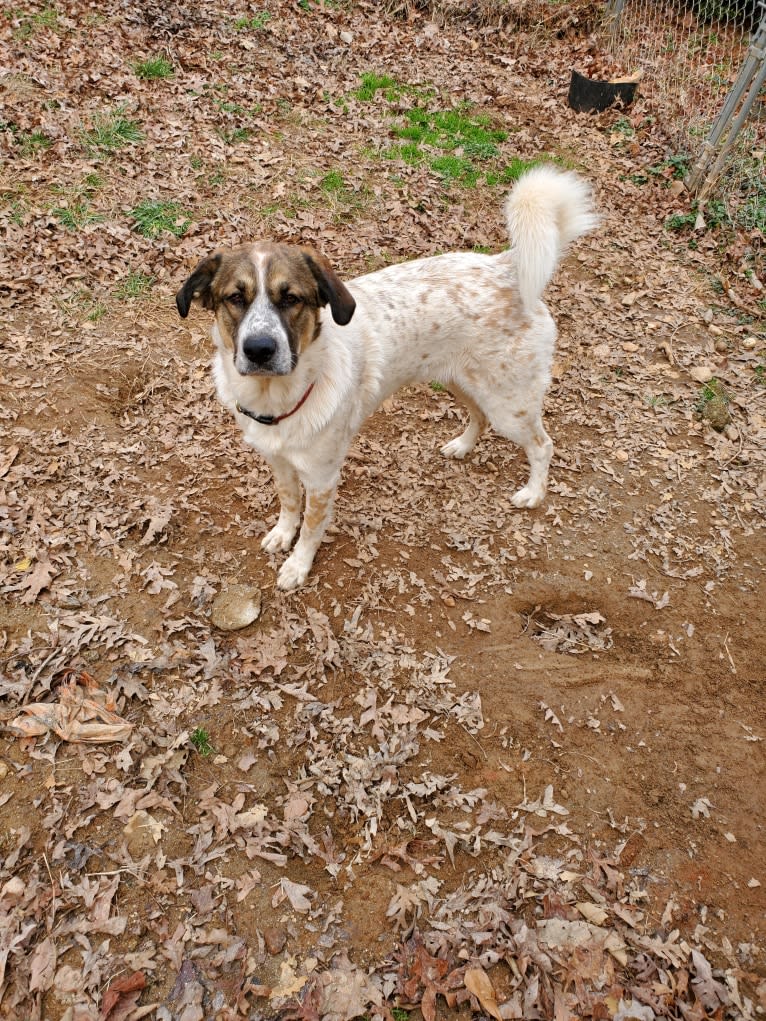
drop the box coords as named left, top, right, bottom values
left=568, top=68, right=638, bottom=113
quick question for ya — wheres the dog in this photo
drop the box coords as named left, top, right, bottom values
left=176, top=166, right=597, bottom=590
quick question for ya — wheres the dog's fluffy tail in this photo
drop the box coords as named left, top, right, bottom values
left=504, top=165, right=597, bottom=314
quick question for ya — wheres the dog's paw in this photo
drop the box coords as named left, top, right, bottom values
left=510, top=485, right=544, bottom=509
left=440, top=437, right=471, bottom=460
left=276, top=553, right=311, bottom=591
left=261, top=523, right=298, bottom=554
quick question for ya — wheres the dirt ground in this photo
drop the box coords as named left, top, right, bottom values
left=1, top=1, right=765, bottom=1019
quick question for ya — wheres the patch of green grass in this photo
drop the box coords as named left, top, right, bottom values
left=190, top=727, right=214, bottom=756
left=115, top=272, right=154, bottom=300
left=134, top=55, right=175, bottom=80
left=429, top=381, right=446, bottom=392
left=485, top=156, right=553, bottom=186
left=384, top=103, right=508, bottom=187
left=8, top=199, right=27, bottom=225
left=753, top=363, right=765, bottom=386
left=82, top=109, right=143, bottom=153
left=354, top=72, right=400, bottom=101
left=219, top=126, right=251, bottom=144
left=234, top=11, right=270, bottom=29
left=320, top=170, right=347, bottom=194
left=86, top=301, right=108, bottom=322
left=392, top=1010, right=410, bottom=1021
left=18, top=129, right=52, bottom=155
left=52, top=199, right=104, bottom=231
left=215, top=99, right=245, bottom=114
left=394, top=105, right=507, bottom=160
left=11, top=4, right=58, bottom=38
left=130, top=200, right=191, bottom=238
left=353, top=72, right=433, bottom=104
left=384, top=142, right=424, bottom=166
left=430, top=154, right=480, bottom=185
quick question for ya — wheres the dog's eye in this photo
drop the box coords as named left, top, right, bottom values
left=226, top=292, right=245, bottom=307
left=279, top=293, right=301, bottom=310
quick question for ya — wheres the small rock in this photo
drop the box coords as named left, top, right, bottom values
left=211, top=584, right=262, bottom=631
left=742, top=336, right=757, bottom=350
left=339, top=30, right=353, bottom=44
left=714, top=338, right=728, bottom=353
left=263, top=926, right=287, bottom=955
left=724, top=424, right=739, bottom=441
left=0, top=761, right=8, bottom=780
left=702, top=308, right=714, bottom=323
left=690, top=365, right=715, bottom=383
left=708, top=323, right=723, bottom=335
left=615, top=450, right=629, bottom=462
left=622, top=342, right=639, bottom=353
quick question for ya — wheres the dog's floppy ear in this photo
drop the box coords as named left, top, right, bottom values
left=175, top=253, right=222, bottom=319
left=301, top=249, right=356, bottom=326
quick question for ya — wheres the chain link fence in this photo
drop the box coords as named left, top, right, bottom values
left=603, top=0, right=765, bottom=255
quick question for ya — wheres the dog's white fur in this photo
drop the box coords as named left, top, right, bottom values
left=194, top=167, right=597, bottom=589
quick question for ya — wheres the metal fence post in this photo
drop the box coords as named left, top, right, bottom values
left=687, top=9, right=766, bottom=195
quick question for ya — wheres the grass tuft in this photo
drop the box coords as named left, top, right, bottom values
left=82, top=109, right=143, bottom=153
left=12, top=4, right=58, bottom=38
left=320, top=170, right=347, bottom=194
left=354, top=72, right=400, bottom=101
left=190, top=727, right=214, bottom=756
left=234, top=11, right=270, bottom=29
left=130, top=200, right=191, bottom=238
left=18, top=130, right=53, bottom=156
left=115, top=272, right=154, bottom=300
left=134, top=55, right=175, bottom=80
left=52, top=199, right=103, bottom=231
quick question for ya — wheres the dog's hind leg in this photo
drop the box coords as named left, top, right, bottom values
left=466, top=386, right=553, bottom=508
left=507, top=416, right=553, bottom=508
left=440, top=385, right=487, bottom=460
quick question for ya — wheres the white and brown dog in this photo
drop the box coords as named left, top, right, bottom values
left=176, top=166, right=596, bottom=590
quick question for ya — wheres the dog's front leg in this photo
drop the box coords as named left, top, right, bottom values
left=262, top=456, right=303, bottom=554
left=276, top=474, right=339, bottom=591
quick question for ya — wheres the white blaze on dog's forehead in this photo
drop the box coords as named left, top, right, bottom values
left=234, top=246, right=293, bottom=375
left=239, top=250, right=284, bottom=336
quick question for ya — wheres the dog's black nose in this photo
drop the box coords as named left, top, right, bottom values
left=242, top=334, right=277, bottom=365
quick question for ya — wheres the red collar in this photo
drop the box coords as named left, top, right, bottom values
left=236, top=382, right=315, bottom=426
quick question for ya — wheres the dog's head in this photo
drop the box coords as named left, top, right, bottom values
left=175, top=243, right=356, bottom=376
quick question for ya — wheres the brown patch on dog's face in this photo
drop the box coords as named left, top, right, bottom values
left=176, top=243, right=355, bottom=376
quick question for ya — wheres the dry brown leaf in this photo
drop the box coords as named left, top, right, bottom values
left=464, top=965, right=503, bottom=1021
